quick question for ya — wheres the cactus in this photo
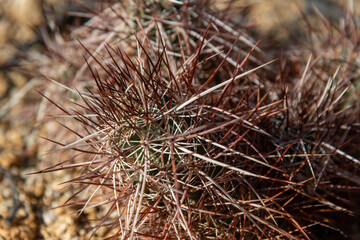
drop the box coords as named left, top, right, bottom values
left=35, top=1, right=360, bottom=239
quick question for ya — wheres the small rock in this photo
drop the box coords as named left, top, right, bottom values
left=8, top=71, right=28, bottom=88
left=0, top=151, right=19, bottom=169
left=43, top=210, right=56, bottom=226
left=5, top=0, right=44, bottom=27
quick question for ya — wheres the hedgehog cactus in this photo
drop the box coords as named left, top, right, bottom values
left=35, top=1, right=360, bottom=239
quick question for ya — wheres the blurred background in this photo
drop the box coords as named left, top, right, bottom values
left=0, top=0, right=359, bottom=239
